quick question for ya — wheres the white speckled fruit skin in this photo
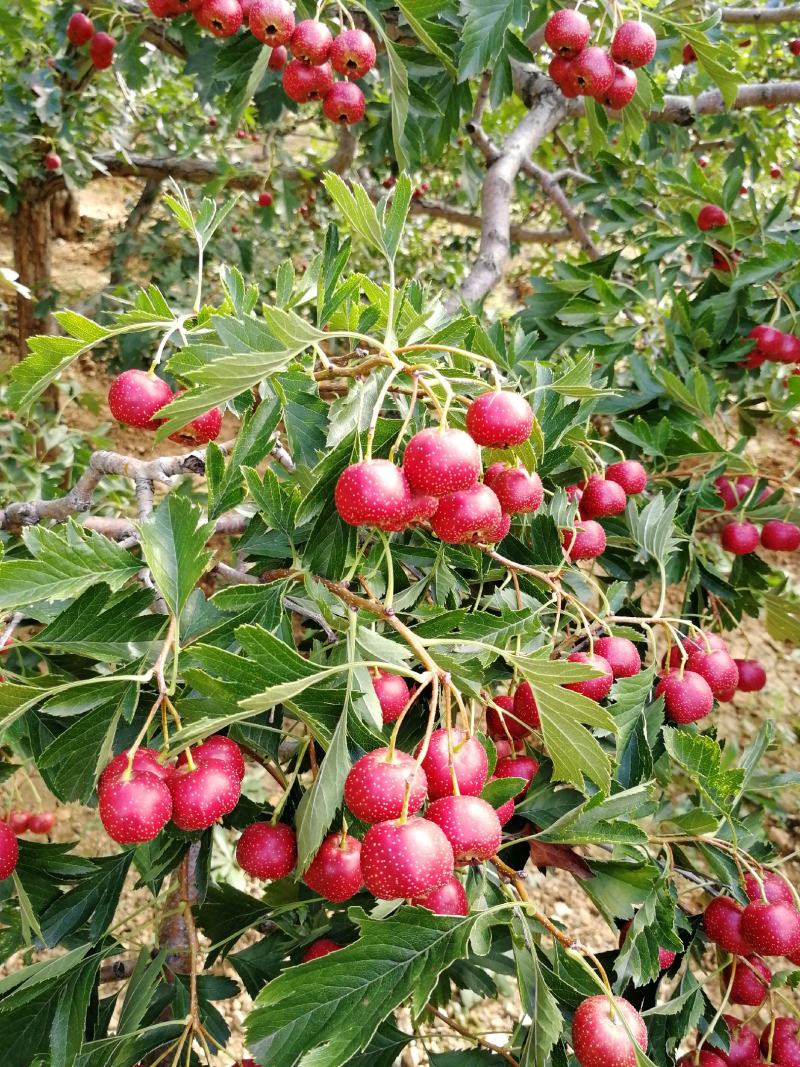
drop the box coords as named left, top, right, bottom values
left=107, top=370, right=173, bottom=429
left=411, top=875, right=468, bottom=915
left=610, top=21, right=657, bottom=68
left=565, top=652, right=614, bottom=701
left=565, top=519, right=607, bottom=561
left=372, top=672, right=411, bottom=724
left=344, top=748, right=428, bottom=824
left=571, top=995, right=648, bottom=1067
left=465, top=391, right=534, bottom=447
left=236, top=821, right=297, bottom=881
left=177, top=735, right=245, bottom=780
left=655, top=670, right=714, bottom=724
left=303, top=832, right=363, bottom=901
left=723, top=956, right=772, bottom=1006
left=169, top=759, right=241, bottom=831
left=685, top=649, right=739, bottom=698
left=361, top=818, right=454, bottom=899
left=431, top=485, right=502, bottom=544
left=580, top=476, right=627, bottom=519
left=493, top=468, right=543, bottom=514
left=99, top=748, right=170, bottom=790
left=594, top=637, right=641, bottom=679
left=424, top=795, right=502, bottom=863
left=0, top=823, right=19, bottom=880
left=334, top=460, right=411, bottom=529
left=703, top=896, right=751, bottom=955
left=415, top=728, right=488, bottom=800
left=99, top=770, right=172, bottom=844
left=605, top=460, right=647, bottom=495
left=495, top=755, right=539, bottom=798
left=741, top=901, right=800, bottom=956
left=402, top=428, right=482, bottom=496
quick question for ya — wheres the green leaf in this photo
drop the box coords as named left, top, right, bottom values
left=458, top=0, right=527, bottom=79
left=513, top=919, right=563, bottom=1066
left=527, top=681, right=615, bottom=792
left=29, top=585, right=164, bottom=662
left=116, top=947, right=171, bottom=1035
left=764, top=592, right=800, bottom=644
left=662, top=728, right=744, bottom=811
left=294, top=709, right=351, bottom=873
left=0, top=521, right=142, bottom=613
left=137, top=495, right=214, bottom=618
left=37, top=698, right=124, bottom=803
left=50, top=955, right=98, bottom=1067
left=207, top=397, right=282, bottom=519
left=676, top=19, right=739, bottom=109
left=393, top=3, right=456, bottom=75
left=39, top=852, right=133, bottom=947
left=626, top=493, right=682, bottom=566
left=322, top=173, right=387, bottom=259
left=243, top=467, right=299, bottom=537
left=246, top=907, right=477, bottom=1067
left=533, top=785, right=653, bottom=845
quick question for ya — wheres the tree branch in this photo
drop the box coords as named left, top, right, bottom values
left=524, top=161, right=600, bottom=259
left=716, top=4, right=800, bottom=22
left=409, top=196, right=572, bottom=245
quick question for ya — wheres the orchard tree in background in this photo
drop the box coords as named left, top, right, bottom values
left=1, top=1, right=800, bottom=1066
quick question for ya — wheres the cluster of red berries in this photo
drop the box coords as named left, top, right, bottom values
left=0, top=808, right=56, bottom=883
left=544, top=10, right=656, bottom=109
left=335, top=390, right=538, bottom=544
left=681, top=1014, right=800, bottom=1067
left=107, top=369, right=222, bottom=444
left=721, top=518, right=800, bottom=556
left=744, top=324, right=800, bottom=369
left=66, top=12, right=116, bottom=69
left=147, top=0, right=374, bottom=125
left=563, top=460, right=647, bottom=560
left=704, top=871, right=800, bottom=1007
left=98, top=735, right=244, bottom=844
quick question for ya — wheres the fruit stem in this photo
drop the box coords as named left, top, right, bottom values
left=387, top=673, right=433, bottom=758
left=387, top=372, right=420, bottom=462
left=365, top=364, right=404, bottom=460
left=695, top=957, right=736, bottom=1057
left=377, top=531, right=395, bottom=611
left=427, top=1008, right=520, bottom=1067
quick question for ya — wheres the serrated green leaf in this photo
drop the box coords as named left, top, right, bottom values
left=295, top=709, right=351, bottom=874
left=137, top=495, right=214, bottom=618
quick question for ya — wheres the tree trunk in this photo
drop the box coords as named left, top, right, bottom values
left=50, top=188, right=81, bottom=241
left=11, top=183, right=54, bottom=360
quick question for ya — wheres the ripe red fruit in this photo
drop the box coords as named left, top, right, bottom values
left=100, top=748, right=170, bottom=790
left=99, top=770, right=172, bottom=844
left=544, top=9, right=591, bottom=57
left=761, top=1018, right=800, bottom=1067
left=735, top=658, right=766, bottom=692
left=177, top=735, right=245, bottom=780
left=330, top=28, right=376, bottom=79
left=148, top=0, right=181, bottom=16
left=334, top=459, right=411, bottom=530
left=344, top=748, right=427, bottom=824
left=572, top=48, right=616, bottom=98
left=249, top=0, right=294, bottom=45
left=196, top=0, right=243, bottom=36
left=43, top=152, right=62, bottom=171
left=258, top=191, right=273, bottom=207
left=403, top=427, right=482, bottom=496
left=495, top=754, right=538, bottom=797
left=611, top=20, right=657, bottom=68
left=27, top=811, right=56, bottom=835
left=302, top=938, right=341, bottom=962
left=619, top=920, right=676, bottom=969
left=761, top=519, right=800, bottom=552
left=487, top=693, right=529, bottom=739
left=749, top=325, right=785, bottom=361
left=90, top=31, right=116, bottom=68
left=0, top=823, right=19, bottom=881
left=425, top=795, right=502, bottom=863
left=283, top=58, right=334, bottom=101
left=656, top=670, right=714, bottom=724
left=465, top=390, right=534, bottom=447
left=406, top=494, right=438, bottom=523
left=236, top=822, right=296, bottom=880
left=372, top=671, right=411, bottom=724
left=594, top=637, right=641, bottom=679
left=289, top=19, right=332, bottom=63
left=602, top=65, right=638, bottom=109
left=774, top=333, right=800, bottom=363
left=565, top=652, right=614, bottom=701
left=168, top=405, right=222, bottom=445
left=685, top=650, right=739, bottom=700
left=268, top=44, right=288, bottom=69
left=744, top=870, right=794, bottom=905
left=790, top=39, right=800, bottom=56
left=741, top=900, right=800, bottom=956
left=697, top=204, right=728, bottom=231
left=698, top=155, right=710, bottom=168
left=550, top=55, right=581, bottom=97
left=565, top=519, right=607, bottom=561
left=605, top=460, right=647, bottom=496
left=361, top=817, right=454, bottom=899
left=67, top=11, right=95, bottom=45
left=416, top=728, right=488, bottom=799
left=108, top=370, right=173, bottom=429
left=704, top=896, right=752, bottom=955
left=683, top=42, right=696, bottom=62
left=7, top=811, right=29, bottom=834
left=723, top=1015, right=760, bottom=1065
left=411, top=875, right=468, bottom=915
left=721, top=521, right=760, bottom=555
left=494, top=791, right=516, bottom=826
left=571, top=995, right=648, bottom=1067
left=513, top=681, right=541, bottom=730
left=770, top=163, right=783, bottom=179
left=169, top=759, right=241, bottom=831
left=303, top=832, right=362, bottom=901
left=492, top=467, right=543, bottom=514
left=430, top=485, right=503, bottom=544
left=322, top=81, right=365, bottom=125
left=174, top=0, right=206, bottom=11
left=723, top=956, right=772, bottom=1006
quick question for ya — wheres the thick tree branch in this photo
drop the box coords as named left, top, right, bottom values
left=448, top=84, right=568, bottom=310
left=524, top=162, right=600, bottom=259
left=409, top=197, right=571, bottom=245
left=649, top=80, right=800, bottom=123
left=717, top=4, right=800, bottom=22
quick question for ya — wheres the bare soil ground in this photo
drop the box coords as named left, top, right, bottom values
left=1, top=182, right=799, bottom=1062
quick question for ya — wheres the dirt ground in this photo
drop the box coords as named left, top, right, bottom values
left=1, top=182, right=799, bottom=1062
